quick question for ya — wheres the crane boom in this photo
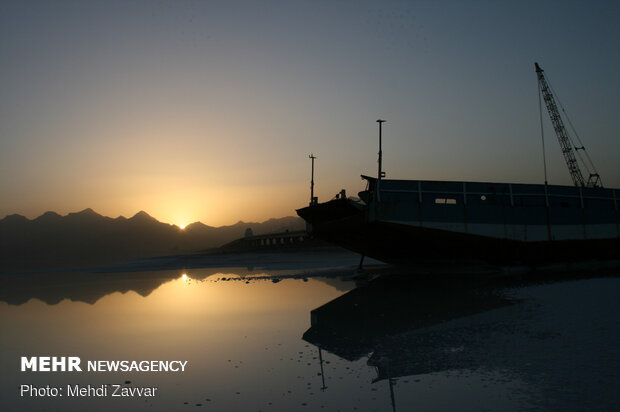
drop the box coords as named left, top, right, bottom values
left=535, top=62, right=587, bottom=187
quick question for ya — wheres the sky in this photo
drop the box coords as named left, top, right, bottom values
left=1, top=0, right=619, bottom=227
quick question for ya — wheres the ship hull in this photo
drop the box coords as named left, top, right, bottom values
left=296, top=177, right=620, bottom=267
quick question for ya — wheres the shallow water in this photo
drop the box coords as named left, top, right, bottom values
left=1, top=265, right=619, bottom=411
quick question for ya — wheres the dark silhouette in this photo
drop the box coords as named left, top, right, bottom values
left=303, top=274, right=515, bottom=362
left=0, top=270, right=180, bottom=305
left=0, top=266, right=357, bottom=306
left=0, top=209, right=305, bottom=272
left=303, top=274, right=516, bottom=411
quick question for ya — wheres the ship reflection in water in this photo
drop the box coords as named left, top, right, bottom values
left=303, top=273, right=620, bottom=411
left=303, top=275, right=519, bottom=411
left=304, top=276, right=514, bottom=372
left=1, top=265, right=619, bottom=411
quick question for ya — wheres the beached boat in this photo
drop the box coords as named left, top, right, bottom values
left=297, top=175, right=620, bottom=266
left=296, top=64, right=620, bottom=268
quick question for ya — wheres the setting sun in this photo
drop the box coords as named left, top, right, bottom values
left=179, top=224, right=186, bottom=230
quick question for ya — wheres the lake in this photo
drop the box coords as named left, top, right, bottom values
left=1, top=255, right=619, bottom=411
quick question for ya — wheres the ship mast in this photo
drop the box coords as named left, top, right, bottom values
left=535, top=62, right=602, bottom=187
left=377, top=119, right=386, bottom=181
left=309, top=154, right=317, bottom=205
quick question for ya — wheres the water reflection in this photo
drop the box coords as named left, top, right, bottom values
left=0, top=267, right=354, bottom=306
left=0, top=265, right=618, bottom=411
left=303, top=274, right=517, bottom=410
left=303, top=275, right=620, bottom=411
left=0, top=270, right=178, bottom=305
left=304, top=274, right=513, bottom=367
left=0, top=269, right=358, bottom=411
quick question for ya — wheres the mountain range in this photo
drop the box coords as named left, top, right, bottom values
left=0, top=209, right=305, bottom=272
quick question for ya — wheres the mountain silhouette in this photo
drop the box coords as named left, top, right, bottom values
left=0, top=209, right=305, bottom=272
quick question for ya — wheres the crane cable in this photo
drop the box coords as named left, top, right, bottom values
left=538, top=78, right=549, bottom=185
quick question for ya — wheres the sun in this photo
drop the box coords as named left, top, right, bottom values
left=179, top=224, right=186, bottom=230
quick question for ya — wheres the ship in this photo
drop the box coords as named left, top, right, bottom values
left=296, top=64, right=620, bottom=269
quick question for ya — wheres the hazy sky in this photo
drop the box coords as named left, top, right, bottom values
left=1, top=0, right=619, bottom=227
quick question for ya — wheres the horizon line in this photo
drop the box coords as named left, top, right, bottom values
left=0, top=207, right=302, bottom=229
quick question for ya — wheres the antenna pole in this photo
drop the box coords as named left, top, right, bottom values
left=377, top=119, right=386, bottom=180
left=309, top=154, right=317, bottom=205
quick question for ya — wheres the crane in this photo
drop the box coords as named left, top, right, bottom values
left=535, top=62, right=602, bottom=188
